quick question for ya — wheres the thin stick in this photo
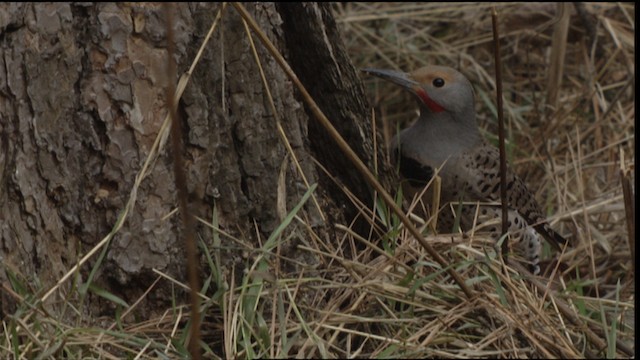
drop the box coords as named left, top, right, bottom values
left=492, top=8, right=509, bottom=262
left=619, top=148, right=635, bottom=274
left=231, top=3, right=475, bottom=301
left=164, top=4, right=201, bottom=359
left=546, top=3, right=571, bottom=111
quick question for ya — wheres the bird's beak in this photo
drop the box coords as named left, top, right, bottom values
left=362, top=68, right=446, bottom=113
left=361, top=68, right=420, bottom=94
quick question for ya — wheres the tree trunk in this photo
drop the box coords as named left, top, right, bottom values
left=0, top=3, right=386, bottom=319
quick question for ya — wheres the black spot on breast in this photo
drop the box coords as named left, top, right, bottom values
left=398, top=152, right=433, bottom=187
left=506, top=181, right=515, bottom=191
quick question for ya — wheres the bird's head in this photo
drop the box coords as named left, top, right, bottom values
left=362, top=66, right=475, bottom=118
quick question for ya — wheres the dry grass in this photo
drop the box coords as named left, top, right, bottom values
left=334, top=2, right=634, bottom=358
left=2, top=2, right=634, bottom=359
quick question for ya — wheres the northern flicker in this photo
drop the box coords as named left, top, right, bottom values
left=363, top=66, right=566, bottom=274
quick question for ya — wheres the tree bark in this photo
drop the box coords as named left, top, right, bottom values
left=0, top=3, right=387, bottom=318
left=277, top=3, right=382, bottom=218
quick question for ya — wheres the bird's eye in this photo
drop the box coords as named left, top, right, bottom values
left=433, top=78, right=445, bottom=88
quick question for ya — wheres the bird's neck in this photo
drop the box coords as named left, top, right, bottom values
left=404, top=110, right=482, bottom=166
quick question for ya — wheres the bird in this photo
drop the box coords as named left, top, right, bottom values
left=363, top=65, right=566, bottom=275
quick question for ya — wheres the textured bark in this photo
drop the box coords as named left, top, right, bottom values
left=277, top=3, right=384, bottom=217
left=0, top=3, right=388, bottom=318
